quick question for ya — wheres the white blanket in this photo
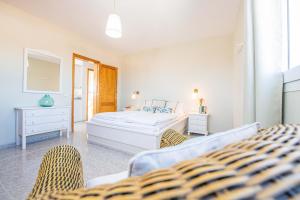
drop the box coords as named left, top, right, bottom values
left=90, top=115, right=185, bottom=135
left=93, top=111, right=178, bottom=126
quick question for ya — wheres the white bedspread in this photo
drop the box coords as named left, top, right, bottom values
left=89, top=111, right=187, bottom=135
left=93, top=111, right=178, bottom=126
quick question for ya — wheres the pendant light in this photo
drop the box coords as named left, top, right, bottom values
left=106, top=0, right=122, bottom=38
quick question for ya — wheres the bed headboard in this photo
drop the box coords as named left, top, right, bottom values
left=142, top=99, right=184, bottom=114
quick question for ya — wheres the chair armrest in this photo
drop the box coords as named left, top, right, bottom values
left=28, top=145, right=84, bottom=199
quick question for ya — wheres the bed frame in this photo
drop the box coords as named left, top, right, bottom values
left=87, top=117, right=188, bottom=154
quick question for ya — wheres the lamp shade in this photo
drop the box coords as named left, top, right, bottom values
left=105, top=13, right=122, bottom=38
left=192, top=88, right=199, bottom=99
left=131, top=93, right=137, bottom=100
left=131, top=91, right=139, bottom=100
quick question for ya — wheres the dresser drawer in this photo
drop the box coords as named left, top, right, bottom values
left=25, top=109, right=68, bottom=117
left=189, top=124, right=207, bottom=131
left=15, top=106, right=71, bottom=149
left=189, top=114, right=207, bottom=121
left=25, top=116, right=68, bottom=126
left=25, top=122, right=68, bottom=136
left=189, top=119, right=207, bottom=126
left=189, top=127, right=207, bottom=134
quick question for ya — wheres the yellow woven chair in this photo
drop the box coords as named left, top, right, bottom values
left=160, top=129, right=188, bottom=148
left=29, top=125, right=300, bottom=199
left=27, top=145, right=84, bottom=199
left=28, top=129, right=187, bottom=199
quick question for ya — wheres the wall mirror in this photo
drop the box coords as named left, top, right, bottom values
left=24, top=48, right=62, bottom=93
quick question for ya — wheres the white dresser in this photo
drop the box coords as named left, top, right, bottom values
left=15, top=106, right=71, bottom=149
left=188, top=113, right=209, bottom=135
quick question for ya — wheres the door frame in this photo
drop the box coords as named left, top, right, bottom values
left=72, top=53, right=100, bottom=132
left=86, top=68, right=94, bottom=121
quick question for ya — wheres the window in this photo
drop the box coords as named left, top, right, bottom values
left=288, top=0, right=300, bottom=69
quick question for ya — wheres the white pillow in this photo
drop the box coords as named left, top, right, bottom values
left=144, top=100, right=152, bottom=107
left=165, top=101, right=178, bottom=113
left=86, top=171, right=128, bottom=188
left=128, top=122, right=260, bottom=177
left=152, top=99, right=166, bottom=108
left=140, top=100, right=153, bottom=112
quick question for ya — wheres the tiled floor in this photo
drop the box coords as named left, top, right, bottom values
left=0, top=122, right=133, bottom=200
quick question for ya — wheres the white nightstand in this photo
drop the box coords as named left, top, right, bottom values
left=188, top=113, right=208, bottom=136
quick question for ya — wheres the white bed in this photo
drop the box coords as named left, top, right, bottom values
left=87, top=111, right=188, bottom=154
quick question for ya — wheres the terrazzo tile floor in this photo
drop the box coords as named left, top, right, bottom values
left=0, top=122, right=133, bottom=200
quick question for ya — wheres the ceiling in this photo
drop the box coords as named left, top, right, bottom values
left=2, top=0, right=241, bottom=54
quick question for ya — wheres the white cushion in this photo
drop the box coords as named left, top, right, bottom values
left=152, top=99, right=166, bottom=107
left=144, top=100, right=152, bottom=107
left=140, top=100, right=154, bottom=112
left=86, top=171, right=128, bottom=188
left=165, top=101, right=178, bottom=113
left=128, top=122, right=260, bottom=177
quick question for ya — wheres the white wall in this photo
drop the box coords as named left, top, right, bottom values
left=121, top=36, right=234, bottom=133
left=252, top=0, right=284, bottom=127
left=233, top=0, right=245, bottom=127
left=0, top=1, right=122, bottom=146
left=240, top=0, right=285, bottom=128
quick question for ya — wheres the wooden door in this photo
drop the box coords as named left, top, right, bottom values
left=96, top=64, right=118, bottom=112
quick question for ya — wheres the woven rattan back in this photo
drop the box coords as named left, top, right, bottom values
left=32, top=124, right=300, bottom=200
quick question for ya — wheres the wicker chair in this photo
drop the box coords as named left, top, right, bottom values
left=28, top=129, right=187, bottom=199
left=29, top=125, right=300, bottom=200
left=160, top=129, right=188, bottom=148
left=27, top=145, right=84, bottom=199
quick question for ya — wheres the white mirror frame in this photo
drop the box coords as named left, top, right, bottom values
left=23, top=48, right=63, bottom=94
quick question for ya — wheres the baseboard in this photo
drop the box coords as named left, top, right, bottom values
left=0, top=143, right=16, bottom=150
left=0, top=131, right=61, bottom=150
left=27, top=131, right=60, bottom=143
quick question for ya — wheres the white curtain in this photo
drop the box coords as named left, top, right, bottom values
left=244, top=0, right=285, bottom=127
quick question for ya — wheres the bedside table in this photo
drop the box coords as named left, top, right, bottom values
left=188, top=113, right=208, bottom=136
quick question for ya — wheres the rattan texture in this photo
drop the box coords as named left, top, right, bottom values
left=27, top=145, right=84, bottom=199
left=160, top=129, right=188, bottom=148
left=30, top=124, right=300, bottom=200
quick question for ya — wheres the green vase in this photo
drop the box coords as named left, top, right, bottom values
left=39, top=94, right=54, bottom=107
